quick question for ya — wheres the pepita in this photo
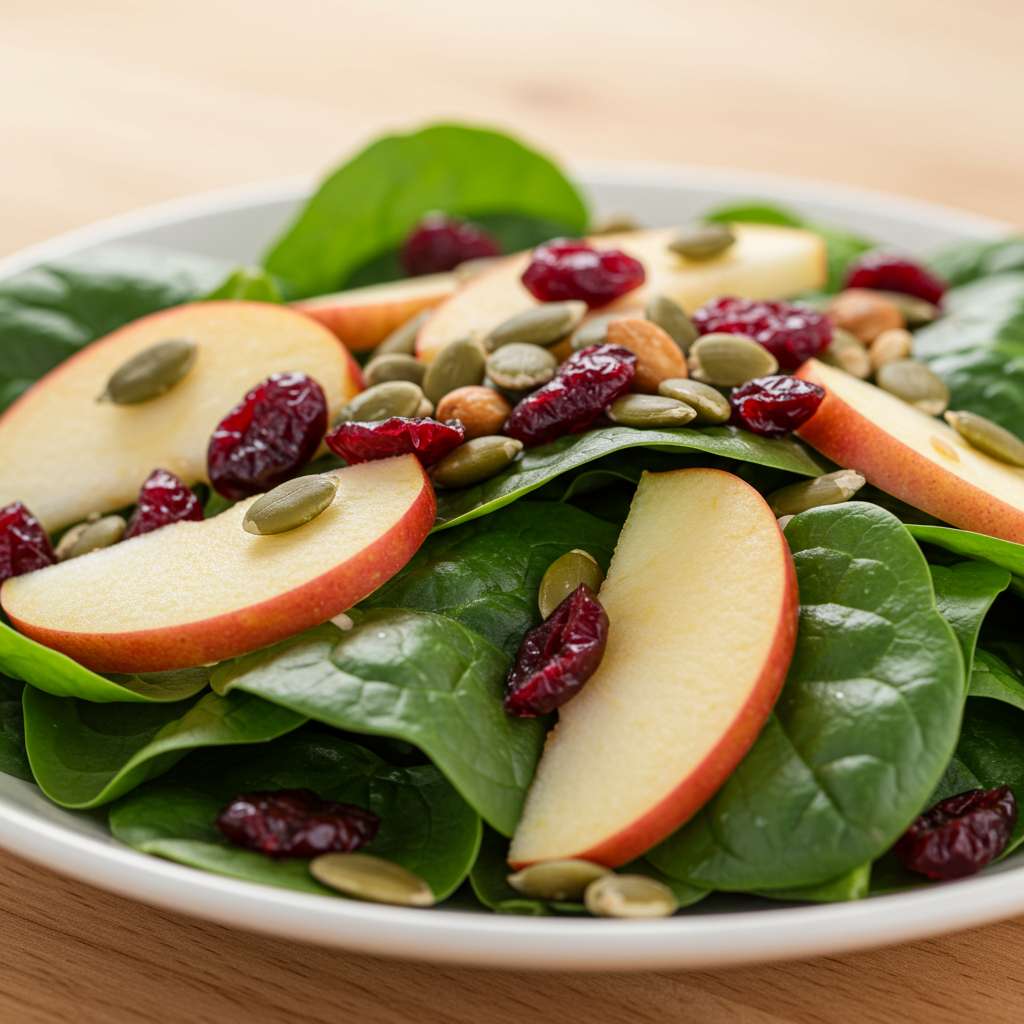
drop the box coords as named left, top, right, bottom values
left=767, top=469, right=866, bottom=517
left=583, top=874, right=679, bottom=919
left=423, top=337, right=486, bottom=404
left=590, top=213, right=642, bottom=235
left=667, top=224, right=736, bottom=261
left=656, top=378, right=731, bottom=424
left=607, top=394, right=696, bottom=429
left=377, top=310, right=430, bottom=356
left=430, top=435, right=523, bottom=489
left=487, top=302, right=586, bottom=350
left=570, top=314, right=621, bottom=350
left=507, top=859, right=610, bottom=901
left=876, top=359, right=950, bottom=416
left=819, top=327, right=871, bottom=379
left=944, top=410, right=1024, bottom=467
left=310, top=853, right=435, bottom=907
left=415, top=395, right=435, bottom=417
left=868, top=327, right=913, bottom=371
left=690, top=333, right=778, bottom=386
left=243, top=475, right=338, bottom=535
left=829, top=290, right=904, bottom=344
left=644, top=293, right=698, bottom=353
left=99, top=338, right=197, bottom=404
left=877, top=290, right=941, bottom=327
left=57, top=514, right=126, bottom=560
left=485, top=343, right=557, bottom=392
left=538, top=549, right=604, bottom=619
left=363, top=353, right=426, bottom=387
left=334, top=380, right=424, bottom=423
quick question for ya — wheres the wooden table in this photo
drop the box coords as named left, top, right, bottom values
left=3, top=1, right=1023, bottom=1020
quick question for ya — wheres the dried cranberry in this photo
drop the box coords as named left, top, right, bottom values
left=505, top=585, right=609, bottom=717
left=503, top=344, right=636, bottom=447
left=207, top=372, right=327, bottom=499
left=894, top=786, right=1016, bottom=880
left=400, top=214, right=501, bottom=276
left=124, top=469, right=203, bottom=539
left=692, top=296, right=832, bottom=370
left=521, top=239, right=646, bottom=308
left=844, top=252, right=947, bottom=305
left=216, top=788, right=379, bottom=859
left=326, top=416, right=464, bottom=466
left=730, top=375, right=825, bottom=438
left=0, top=502, right=55, bottom=584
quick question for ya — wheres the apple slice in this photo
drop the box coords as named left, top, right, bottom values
left=796, top=359, right=1024, bottom=544
left=1, top=455, right=435, bottom=674
left=509, top=468, right=798, bottom=868
left=416, top=225, right=827, bottom=361
left=0, top=301, right=363, bottom=532
left=294, top=273, right=456, bottom=351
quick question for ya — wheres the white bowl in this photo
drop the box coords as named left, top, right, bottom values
left=0, top=165, right=1013, bottom=970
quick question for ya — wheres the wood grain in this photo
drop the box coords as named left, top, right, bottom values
left=3, top=0, right=1024, bottom=1019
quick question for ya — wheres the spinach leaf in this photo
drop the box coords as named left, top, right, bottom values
left=213, top=611, right=544, bottom=836
left=434, top=425, right=824, bottom=530
left=0, top=677, right=30, bottom=781
left=755, top=864, right=871, bottom=903
left=23, top=688, right=305, bottom=808
left=929, top=237, right=1024, bottom=288
left=910, top=525, right=1024, bottom=583
left=110, top=733, right=480, bottom=900
left=363, top=501, right=620, bottom=656
left=648, top=503, right=964, bottom=891
left=928, top=562, right=1011, bottom=676
left=203, top=266, right=283, bottom=302
left=264, top=123, right=588, bottom=298
left=969, top=649, right=1024, bottom=713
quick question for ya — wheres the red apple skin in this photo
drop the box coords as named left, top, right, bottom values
left=4, top=466, right=436, bottom=674
left=795, top=361, right=1024, bottom=544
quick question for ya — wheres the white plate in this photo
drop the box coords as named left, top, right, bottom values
left=0, top=165, right=1014, bottom=970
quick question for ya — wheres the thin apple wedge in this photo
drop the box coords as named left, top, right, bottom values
left=509, top=468, right=798, bottom=869
left=0, top=455, right=435, bottom=674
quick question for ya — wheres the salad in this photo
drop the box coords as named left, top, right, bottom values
left=1, top=122, right=1023, bottom=919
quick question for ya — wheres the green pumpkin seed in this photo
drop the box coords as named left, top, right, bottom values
left=423, top=337, right=486, bottom=404
left=415, top=395, right=435, bottom=417
left=644, top=293, right=698, bottom=353
left=334, top=380, right=424, bottom=424
left=570, top=314, right=621, bottom=351
left=99, top=338, right=197, bottom=404
left=656, top=378, right=731, bottom=424
left=820, top=327, right=871, bottom=379
left=310, top=853, right=434, bottom=907
left=607, top=394, right=696, bottom=429
left=57, top=515, right=126, bottom=560
left=507, top=859, right=610, bottom=901
left=538, top=549, right=604, bottom=619
left=876, top=359, right=950, bottom=416
left=487, top=301, right=586, bottom=350
left=768, top=469, right=866, bottom=517
left=690, top=333, right=778, bottom=386
left=583, top=874, right=679, bottom=919
left=668, top=224, right=736, bottom=261
left=877, top=290, right=941, bottom=327
left=590, top=213, right=642, bottom=235
left=430, top=435, right=523, bottom=489
left=377, top=310, right=430, bottom=356
left=485, top=343, right=557, bottom=392
left=869, top=328, right=913, bottom=371
left=363, top=352, right=426, bottom=387
left=944, top=410, right=1024, bottom=467
left=243, top=475, right=338, bottom=535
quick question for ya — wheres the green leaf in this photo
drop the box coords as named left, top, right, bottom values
left=363, top=501, right=620, bottom=656
left=910, top=525, right=1024, bottom=585
left=969, top=649, right=1024, bottom=712
left=928, top=562, right=1011, bottom=678
left=203, top=265, right=283, bottom=303
left=264, top=123, right=588, bottom=298
left=930, top=237, right=1024, bottom=288
left=213, top=611, right=544, bottom=836
left=0, top=677, right=30, bottom=781
left=434, top=425, right=824, bottom=530
left=110, top=733, right=481, bottom=900
left=23, top=688, right=305, bottom=808
left=756, top=864, right=871, bottom=903
left=648, top=503, right=964, bottom=890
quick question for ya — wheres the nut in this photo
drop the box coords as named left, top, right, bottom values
left=538, top=549, right=605, bottom=619
left=310, top=853, right=435, bottom=907
left=668, top=224, right=736, bottom=261
left=570, top=313, right=623, bottom=351
left=334, top=380, right=424, bottom=423
left=583, top=874, right=679, bottom=919
left=422, top=337, right=486, bottom=404
left=944, top=410, right=1024, bottom=467
left=828, top=288, right=904, bottom=344
left=607, top=394, right=696, bottom=429
left=99, top=338, right=197, bottom=404
left=243, top=475, right=338, bottom=535
left=486, top=301, right=587, bottom=350
left=507, top=859, right=610, bottom=901
left=767, top=469, right=866, bottom=517
left=363, top=353, right=426, bottom=387
left=485, top=343, right=557, bottom=392
left=606, top=318, right=688, bottom=393
left=644, top=293, right=698, bottom=353
left=819, top=327, right=871, bottom=379
left=876, top=359, right=950, bottom=416
left=689, top=333, right=778, bottom=387
left=435, top=385, right=511, bottom=439
left=56, top=514, right=126, bottom=560
left=377, top=311, right=430, bottom=356
left=429, top=435, right=523, bottom=489
left=869, top=328, right=914, bottom=372
left=657, top=378, right=731, bottom=424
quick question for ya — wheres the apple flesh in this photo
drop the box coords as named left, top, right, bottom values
left=1, top=455, right=435, bottom=674
left=0, top=301, right=363, bottom=532
left=416, top=225, right=827, bottom=362
left=797, top=360, right=1024, bottom=544
left=509, top=468, right=798, bottom=868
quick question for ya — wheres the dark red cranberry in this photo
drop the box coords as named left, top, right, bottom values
left=894, top=786, right=1016, bottom=880
left=730, top=375, right=825, bottom=438
left=0, top=502, right=55, bottom=584
left=504, top=585, right=609, bottom=717
left=325, top=416, right=465, bottom=466
left=692, top=296, right=832, bottom=370
left=207, top=372, right=328, bottom=499
left=521, top=239, right=646, bottom=308
left=216, top=788, right=379, bottom=859
left=124, top=469, right=203, bottom=539
left=845, top=252, right=947, bottom=305
left=400, top=214, right=501, bottom=276
left=503, top=344, right=636, bottom=447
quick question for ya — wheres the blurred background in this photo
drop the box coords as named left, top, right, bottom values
left=3, top=0, right=1021, bottom=257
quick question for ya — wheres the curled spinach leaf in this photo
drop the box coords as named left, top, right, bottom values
left=0, top=676, right=29, bottom=781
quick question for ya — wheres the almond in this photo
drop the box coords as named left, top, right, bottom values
left=434, top=385, right=511, bottom=439
left=827, top=289, right=904, bottom=344
left=606, top=318, right=688, bottom=393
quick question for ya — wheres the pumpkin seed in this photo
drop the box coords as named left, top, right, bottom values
left=57, top=514, right=126, bottom=560
left=768, top=469, right=866, bottom=517
left=668, top=224, right=736, bottom=261
left=944, top=410, right=1024, bottom=467
left=334, top=380, right=424, bottom=424
left=820, top=327, right=871, bottom=379
left=364, top=353, right=426, bottom=387
left=645, top=293, right=698, bottom=353
left=877, top=290, right=941, bottom=327
left=430, top=435, right=523, bottom=489
left=310, top=853, right=434, bottom=907
left=656, top=378, right=731, bottom=424
left=99, top=338, right=197, bottom=404
left=590, top=213, right=641, bottom=235
left=507, top=859, right=610, bottom=901
left=538, top=549, right=604, bottom=619
left=485, top=343, right=557, bottom=392
left=243, top=475, right=338, bottom=535
left=570, top=314, right=621, bottom=350
left=415, top=395, right=435, bottom=417
left=607, top=394, right=696, bottom=429
left=377, top=310, right=430, bottom=356
left=423, top=337, right=486, bottom=404
left=583, top=874, right=679, bottom=919
left=876, top=359, right=950, bottom=416
left=777, top=514, right=794, bottom=530
left=690, top=333, right=778, bottom=386
left=487, top=301, right=586, bottom=350
left=869, top=327, right=913, bottom=371
left=454, top=256, right=503, bottom=283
